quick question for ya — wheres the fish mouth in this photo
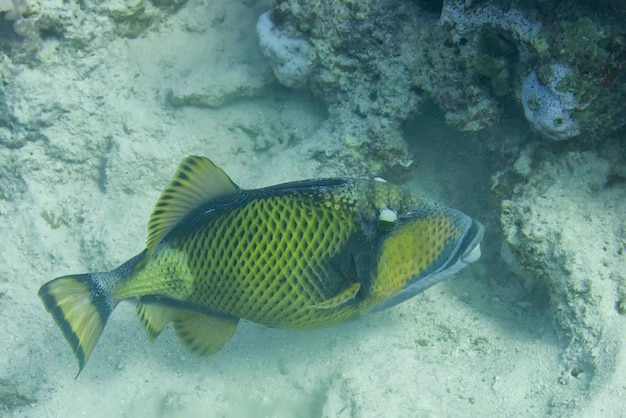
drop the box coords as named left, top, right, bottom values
left=402, top=214, right=484, bottom=289
left=459, top=219, right=484, bottom=264
left=369, top=214, right=484, bottom=313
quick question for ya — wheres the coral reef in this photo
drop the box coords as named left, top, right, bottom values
left=5, top=1, right=621, bottom=177
left=259, top=1, right=423, bottom=175
left=441, top=0, right=626, bottom=141
left=440, top=0, right=544, bottom=45
left=257, top=0, right=626, bottom=175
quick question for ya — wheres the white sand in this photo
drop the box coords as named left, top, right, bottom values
left=1, top=1, right=621, bottom=417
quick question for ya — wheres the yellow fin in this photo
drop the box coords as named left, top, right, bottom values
left=136, top=298, right=177, bottom=342
left=136, top=299, right=239, bottom=356
left=38, top=274, right=113, bottom=376
left=173, top=310, right=239, bottom=356
left=311, top=282, right=361, bottom=310
left=146, top=156, right=239, bottom=252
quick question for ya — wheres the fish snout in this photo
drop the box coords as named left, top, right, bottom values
left=459, top=219, right=484, bottom=265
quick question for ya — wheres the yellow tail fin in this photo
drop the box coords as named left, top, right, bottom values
left=38, top=274, right=113, bottom=376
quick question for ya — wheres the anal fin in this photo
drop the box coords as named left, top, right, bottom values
left=136, top=298, right=177, bottom=342
left=311, top=283, right=361, bottom=310
left=136, top=298, right=239, bottom=356
left=173, top=310, right=239, bottom=356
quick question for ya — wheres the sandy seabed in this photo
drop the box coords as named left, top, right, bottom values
left=1, top=1, right=624, bottom=417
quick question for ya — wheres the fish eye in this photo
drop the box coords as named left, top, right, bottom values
left=377, top=207, right=397, bottom=230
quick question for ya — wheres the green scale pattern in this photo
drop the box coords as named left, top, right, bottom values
left=175, top=192, right=364, bottom=328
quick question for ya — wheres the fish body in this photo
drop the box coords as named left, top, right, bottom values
left=39, top=156, right=484, bottom=374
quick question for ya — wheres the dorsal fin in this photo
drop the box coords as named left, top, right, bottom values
left=146, top=156, right=239, bottom=252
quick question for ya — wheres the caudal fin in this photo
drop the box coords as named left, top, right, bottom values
left=38, top=273, right=114, bottom=376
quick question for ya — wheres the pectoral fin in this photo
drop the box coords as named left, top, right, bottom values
left=311, top=282, right=361, bottom=310
left=136, top=298, right=239, bottom=356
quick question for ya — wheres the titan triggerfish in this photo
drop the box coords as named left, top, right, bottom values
left=38, top=155, right=484, bottom=375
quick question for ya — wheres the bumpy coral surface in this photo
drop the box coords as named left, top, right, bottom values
left=441, top=0, right=626, bottom=141
left=261, top=0, right=626, bottom=172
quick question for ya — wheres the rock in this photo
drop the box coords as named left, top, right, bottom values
left=501, top=149, right=626, bottom=401
left=0, top=377, right=39, bottom=410
left=256, top=11, right=312, bottom=89
left=168, top=63, right=275, bottom=108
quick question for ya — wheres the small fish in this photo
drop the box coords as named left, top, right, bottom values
left=39, top=156, right=484, bottom=374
